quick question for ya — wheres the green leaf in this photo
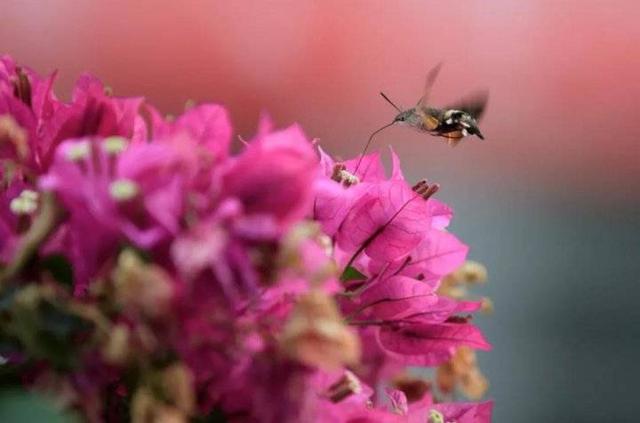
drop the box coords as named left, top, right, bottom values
left=0, top=286, right=19, bottom=312
left=340, top=266, right=367, bottom=282
left=38, top=301, right=92, bottom=338
left=0, top=389, right=80, bottom=423
left=5, top=297, right=93, bottom=370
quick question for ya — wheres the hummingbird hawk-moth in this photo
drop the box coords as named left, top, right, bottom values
left=354, top=64, right=488, bottom=174
left=383, top=63, right=488, bottom=146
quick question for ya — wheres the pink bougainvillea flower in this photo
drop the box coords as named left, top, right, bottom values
left=342, top=147, right=406, bottom=183
left=1, top=57, right=146, bottom=175
left=385, top=387, right=409, bottom=415
left=146, top=103, right=232, bottom=161
left=427, top=198, right=454, bottom=230
left=314, top=146, right=405, bottom=236
left=349, top=275, right=438, bottom=321
left=346, top=294, right=486, bottom=382
left=308, top=369, right=408, bottom=423
left=375, top=391, right=492, bottom=423
left=0, top=56, right=495, bottom=423
left=171, top=198, right=266, bottom=304
left=312, top=177, right=352, bottom=237
left=319, top=146, right=404, bottom=184
left=400, top=229, right=468, bottom=283
left=336, top=180, right=430, bottom=265
left=377, top=321, right=491, bottom=366
left=368, top=228, right=469, bottom=288
left=399, top=295, right=484, bottom=325
left=0, top=180, right=36, bottom=262
left=41, top=75, right=144, bottom=166
left=221, top=121, right=320, bottom=230
left=0, top=60, right=39, bottom=172
left=430, top=400, right=494, bottom=423
left=40, top=135, right=206, bottom=292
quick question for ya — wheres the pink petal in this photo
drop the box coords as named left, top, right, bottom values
left=378, top=322, right=491, bottom=359
left=389, top=146, right=405, bottom=181
left=403, top=229, right=469, bottom=279
left=432, top=401, right=493, bottom=423
left=337, top=181, right=430, bottom=263
left=357, top=275, right=437, bottom=320
left=427, top=199, right=453, bottom=230
left=343, top=151, right=386, bottom=182
left=173, top=104, right=232, bottom=160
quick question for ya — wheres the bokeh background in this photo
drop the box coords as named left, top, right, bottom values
left=2, top=1, right=639, bottom=421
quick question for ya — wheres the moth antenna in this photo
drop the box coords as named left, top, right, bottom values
left=379, top=92, right=402, bottom=112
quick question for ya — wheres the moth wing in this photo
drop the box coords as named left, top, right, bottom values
left=416, top=62, right=443, bottom=108
left=446, top=90, right=489, bottom=121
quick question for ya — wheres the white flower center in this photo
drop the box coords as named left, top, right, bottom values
left=109, top=179, right=139, bottom=201
left=428, top=409, right=445, bottom=423
left=103, top=136, right=128, bottom=155
left=65, top=141, right=90, bottom=161
left=9, top=189, right=39, bottom=215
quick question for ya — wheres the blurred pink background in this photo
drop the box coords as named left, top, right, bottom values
left=2, top=2, right=640, bottom=421
left=2, top=1, right=638, bottom=204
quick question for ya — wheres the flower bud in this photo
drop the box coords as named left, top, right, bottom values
left=132, top=388, right=187, bottom=423
left=112, top=250, right=174, bottom=319
left=102, top=323, right=131, bottom=365
left=161, top=363, right=195, bottom=416
left=436, top=346, right=488, bottom=400
left=281, top=290, right=360, bottom=370
left=325, top=370, right=362, bottom=403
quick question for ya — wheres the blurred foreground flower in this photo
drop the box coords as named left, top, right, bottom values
left=0, top=55, right=493, bottom=422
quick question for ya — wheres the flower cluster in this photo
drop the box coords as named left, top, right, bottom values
left=0, top=55, right=492, bottom=422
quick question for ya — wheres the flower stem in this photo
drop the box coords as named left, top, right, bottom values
left=0, top=192, right=64, bottom=288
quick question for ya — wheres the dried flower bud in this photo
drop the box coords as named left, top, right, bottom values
left=102, top=322, right=158, bottom=365
left=435, top=363, right=456, bottom=395
left=412, top=179, right=440, bottom=199
left=325, top=370, right=362, bottom=403
left=112, top=250, right=174, bottom=319
left=102, top=323, right=131, bottom=365
left=437, top=283, right=467, bottom=299
left=279, top=222, right=338, bottom=285
left=480, top=297, right=494, bottom=314
left=451, top=261, right=488, bottom=285
left=439, top=260, right=489, bottom=302
left=281, top=290, right=360, bottom=370
left=161, top=363, right=195, bottom=416
left=459, top=367, right=489, bottom=400
left=132, top=388, right=187, bottom=423
left=331, top=163, right=359, bottom=186
left=436, top=346, right=488, bottom=400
